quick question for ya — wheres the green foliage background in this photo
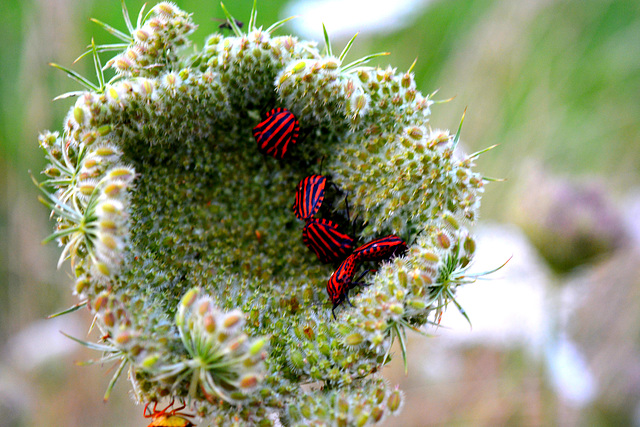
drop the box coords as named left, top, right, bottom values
left=1, top=0, right=638, bottom=425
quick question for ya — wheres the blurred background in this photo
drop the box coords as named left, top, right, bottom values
left=1, top=0, right=639, bottom=425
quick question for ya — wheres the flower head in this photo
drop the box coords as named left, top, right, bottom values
left=38, top=2, right=496, bottom=424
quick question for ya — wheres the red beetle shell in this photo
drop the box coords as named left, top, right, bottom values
left=352, top=235, right=407, bottom=264
left=252, top=108, right=300, bottom=159
left=302, top=218, right=354, bottom=264
left=326, top=254, right=358, bottom=306
left=293, top=174, right=327, bottom=221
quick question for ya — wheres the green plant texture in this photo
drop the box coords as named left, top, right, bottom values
left=37, top=2, right=493, bottom=425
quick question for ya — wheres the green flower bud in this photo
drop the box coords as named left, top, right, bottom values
left=371, top=407, right=384, bottom=422
left=73, top=107, right=84, bottom=124
left=115, top=331, right=131, bottom=344
left=436, top=231, right=451, bottom=249
left=223, top=311, right=242, bottom=328
left=408, top=299, right=427, bottom=310
left=44, top=167, right=61, bottom=177
left=181, top=288, right=199, bottom=308
left=387, top=389, right=403, bottom=413
left=141, top=354, right=159, bottom=369
left=344, top=333, right=363, bottom=347
left=97, top=125, right=112, bottom=136
left=289, top=350, right=305, bottom=371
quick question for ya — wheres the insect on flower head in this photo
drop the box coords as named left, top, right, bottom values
left=143, top=400, right=196, bottom=427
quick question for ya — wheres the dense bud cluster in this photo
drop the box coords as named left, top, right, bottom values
left=277, top=56, right=366, bottom=130
left=38, top=127, right=134, bottom=291
left=151, top=288, right=268, bottom=404
left=333, top=122, right=484, bottom=240
left=107, top=2, right=197, bottom=77
left=37, top=2, right=493, bottom=425
left=287, top=378, right=403, bottom=426
left=204, top=31, right=316, bottom=111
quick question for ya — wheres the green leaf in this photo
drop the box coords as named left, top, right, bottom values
left=247, top=0, right=257, bottom=32
left=322, top=23, right=332, bottom=56
left=464, top=255, right=512, bottom=278
left=452, top=107, right=467, bottom=150
left=120, top=0, right=134, bottom=34
left=41, top=226, right=81, bottom=245
left=342, top=52, right=390, bottom=73
left=400, top=319, right=432, bottom=337
left=447, top=289, right=471, bottom=328
left=90, top=18, right=132, bottom=42
left=106, top=73, right=124, bottom=86
left=482, top=176, right=506, bottom=182
left=396, top=324, right=408, bottom=375
left=338, top=32, right=358, bottom=63
left=49, top=63, right=99, bottom=92
left=60, top=331, right=119, bottom=352
left=469, top=144, right=498, bottom=159
left=75, top=352, right=122, bottom=366
left=265, top=16, right=297, bottom=34
left=136, top=3, right=149, bottom=28
left=47, top=301, right=87, bottom=319
left=219, top=3, right=243, bottom=36
left=104, top=358, right=128, bottom=402
left=407, top=57, right=418, bottom=74
left=429, top=89, right=455, bottom=104
left=74, top=43, right=129, bottom=64
left=91, top=39, right=105, bottom=91
left=31, top=173, right=81, bottom=221
left=53, top=91, right=85, bottom=101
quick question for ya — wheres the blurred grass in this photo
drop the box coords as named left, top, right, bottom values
left=1, top=0, right=639, bottom=425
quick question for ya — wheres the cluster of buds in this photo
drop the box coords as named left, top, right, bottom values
left=204, top=30, right=316, bottom=111
left=91, top=290, right=137, bottom=349
left=38, top=128, right=134, bottom=295
left=152, top=288, right=268, bottom=404
left=333, top=123, right=484, bottom=240
left=287, top=378, right=403, bottom=426
left=107, top=2, right=197, bottom=78
left=277, top=57, right=368, bottom=130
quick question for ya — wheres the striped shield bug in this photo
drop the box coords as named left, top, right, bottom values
left=252, top=108, right=300, bottom=159
left=303, top=218, right=354, bottom=264
left=293, top=174, right=327, bottom=220
left=353, top=235, right=407, bottom=264
left=327, top=254, right=370, bottom=318
left=144, top=400, right=196, bottom=427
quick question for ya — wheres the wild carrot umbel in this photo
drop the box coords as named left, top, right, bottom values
left=38, top=2, right=496, bottom=425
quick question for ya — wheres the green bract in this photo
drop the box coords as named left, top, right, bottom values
left=37, top=2, right=490, bottom=425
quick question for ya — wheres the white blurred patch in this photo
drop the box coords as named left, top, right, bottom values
left=545, top=333, right=597, bottom=406
left=285, top=0, right=431, bottom=41
left=622, top=189, right=640, bottom=249
left=435, top=223, right=597, bottom=406
left=7, top=316, right=86, bottom=372
left=439, top=223, right=551, bottom=355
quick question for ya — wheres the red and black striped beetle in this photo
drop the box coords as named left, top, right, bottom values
left=293, top=174, right=327, bottom=220
left=302, top=218, right=354, bottom=264
left=353, top=235, right=407, bottom=264
left=327, top=254, right=370, bottom=318
left=252, top=108, right=300, bottom=159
